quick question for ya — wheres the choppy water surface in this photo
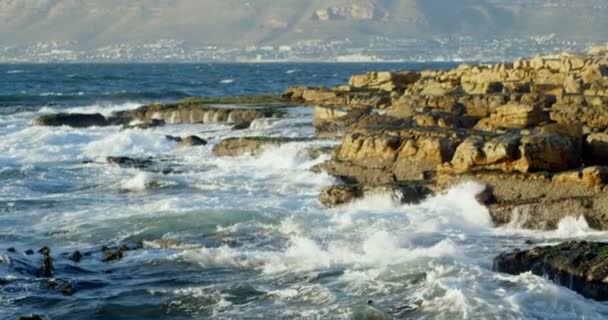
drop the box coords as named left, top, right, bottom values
left=1, top=63, right=608, bottom=319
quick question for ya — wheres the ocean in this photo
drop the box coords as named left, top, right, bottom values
left=1, top=63, right=608, bottom=319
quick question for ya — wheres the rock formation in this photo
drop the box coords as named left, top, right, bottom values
left=280, top=48, right=608, bottom=232
left=494, top=241, right=608, bottom=301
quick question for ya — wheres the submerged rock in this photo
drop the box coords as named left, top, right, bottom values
left=34, top=113, right=108, bottom=128
left=494, top=241, right=608, bottom=301
left=19, top=315, right=43, bottom=320
left=45, top=279, right=74, bottom=296
left=69, top=250, right=82, bottom=263
left=177, top=135, right=208, bottom=147
left=106, top=156, right=154, bottom=169
left=37, top=248, right=53, bottom=278
left=101, top=242, right=143, bottom=262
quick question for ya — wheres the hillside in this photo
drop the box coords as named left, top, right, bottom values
left=1, top=0, right=606, bottom=47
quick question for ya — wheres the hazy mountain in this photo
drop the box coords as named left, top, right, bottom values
left=1, top=0, right=606, bottom=48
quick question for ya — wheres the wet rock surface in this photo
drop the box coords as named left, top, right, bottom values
left=177, top=135, right=208, bottom=147
left=110, top=97, right=288, bottom=125
left=212, top=136, right=312, bottom=157
left=319, top=183, right=430, bottom=207
left=34, top=113, right=109, bottom=128
left=494, top=241, right=608, bottom=301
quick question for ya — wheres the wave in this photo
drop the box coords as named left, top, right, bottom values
left=118, top=172, right=178, bottom=192
left=6, top=69, right=25, bottom=74
left=0, top=90, right=191, bottom=108
left=219, top=79, right=235, bottom=84
left=38, top=101, right=142, bottom=117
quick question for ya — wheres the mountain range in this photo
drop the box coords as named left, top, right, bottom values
left=1, top=0, right=607, bottom=48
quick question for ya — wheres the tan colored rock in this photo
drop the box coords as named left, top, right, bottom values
left=475, top=104, right=543, bottom=130
left=515, top=134, right=581, bottom=172
left=302, top=88, right=347, bottom=106
left=313, top=106, right=348, bottom=126
left=581, top=64, right=608, bottom=84
left=448, top=135, right=520, bottom=173
left=462, top=81, right=503, bottom=95
left=554, top=166, right=608, bottom=188
left=563, top=76, right=582, bottom=94
left=349, top=71, right=420, bottom=92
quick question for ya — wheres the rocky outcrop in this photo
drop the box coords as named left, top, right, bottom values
left=494, top=241, right=608, bottom=301
left=319, top=183, right=430, bottom=207
left=112, top=101, right=284, bottom=125
left=212, top=137, right=311, bottom=157
left=433, top=170, right=608, bottom=230
left=34, top=113, right=110, bottom=128
left=349, top=71, right=420, bottom=92
left=177, top=135, right=208, bottom=147
left=323, top=129, right=461, bottom=184
left=34, top=96, right=289, bottom=128
left=308, top=49, right=608, bottom=229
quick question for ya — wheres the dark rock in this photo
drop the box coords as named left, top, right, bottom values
left=7, top=247, right=16, bottom=253
left=38, top=247, right=50, bottom=256
left=69, top=250, right=82, bottom=263
left=231, top=121, right=251, bottom=130
left=165, top=135, right=182, bottom=143
left=34, top=113, right=108, bottom=128
left=101, top=242, right=143, bottom=262
left=319, top=183, right=430, bottom=208
left=25, top=249, right=34, bottom=255
left=106, top=156, right=154, bottom=169
left=178, top=135, right=208, bottom=147
left=101, top=246, right=123, bottom=262
left=0, top=278, right=7, bottom=285
left=19, top=315, right=43, bottom=320
left=494, top=241, right=608, bottom=301
left=45, top=279, right=74, bottom=296
left=38, top=255, right=53, bottom=278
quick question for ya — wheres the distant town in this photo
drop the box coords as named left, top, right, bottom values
left=0, top=35, right=596, bottom=63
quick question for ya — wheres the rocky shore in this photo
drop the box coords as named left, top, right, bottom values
left=283, top=47, right=608, bottom=301
left=31, top=46, right=608, bottom=302
left=282, top=48, right=608, bottom=233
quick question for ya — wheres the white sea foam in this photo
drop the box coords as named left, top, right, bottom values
left=7, top=69, right=24, bottom=74
left=83, top=129, right=173, bottom=159
left=39, top=102, right=142, bottom=117
left=119, top=172, right=176, bottom=192
left=219, top=79, right=234, bottom=84
left=285, top=69, right=300, bottom=74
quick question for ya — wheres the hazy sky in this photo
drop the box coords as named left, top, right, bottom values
left=1, top=0, right=607, bottom=47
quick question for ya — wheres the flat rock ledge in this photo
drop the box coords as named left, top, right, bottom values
left=494, top=241, right=608, bottom=301
left=34, top=96, right=289, bottom=128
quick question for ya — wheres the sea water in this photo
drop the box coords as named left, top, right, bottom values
left=1, top=63, right=608, bottom=319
